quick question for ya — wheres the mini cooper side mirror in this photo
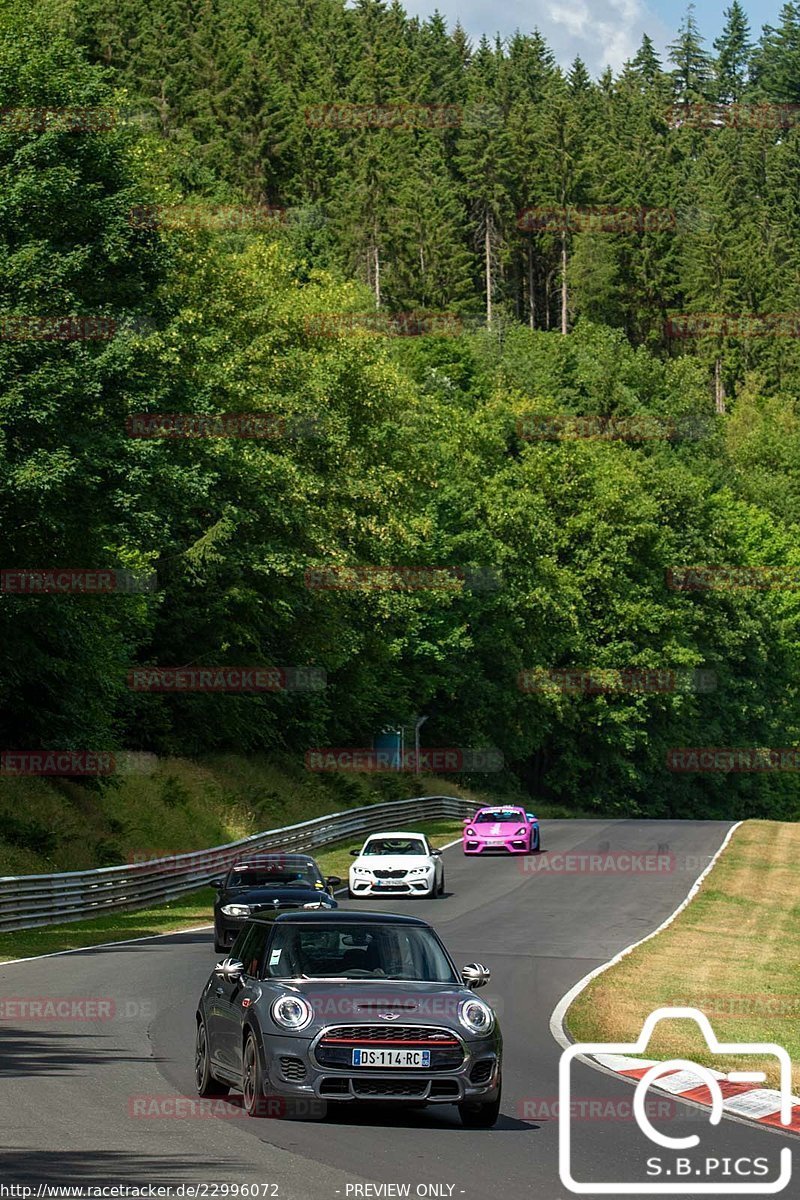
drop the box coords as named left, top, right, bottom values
left=461, top=962, right=491, bottom=989
left=215, top=957, right=244, bottom=982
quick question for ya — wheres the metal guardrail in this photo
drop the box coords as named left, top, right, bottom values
left=0, top=794, right=474, bottom=932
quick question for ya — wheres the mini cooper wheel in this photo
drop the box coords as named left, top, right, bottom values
left=242, top=1033, right=266, bottom=1116
left=195, top=1017, right=229, bottom=1097
left=458, top=1075, right=502, bottom=1129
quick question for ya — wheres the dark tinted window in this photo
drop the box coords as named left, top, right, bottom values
left=264, top=923, right=457, bottom=982
left=231, top=923, right=270, bottom=977
left=226, top=863, right=321, bottom=888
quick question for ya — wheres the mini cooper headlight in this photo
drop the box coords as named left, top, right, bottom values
left=271, top=995, right=313, bottom=1030
left=220, top=903, right=251, bottom=917
left=458, top=998, right=494, bottom=1035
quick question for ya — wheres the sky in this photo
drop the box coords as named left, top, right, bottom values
left=398, top=1, right=783, bottom=76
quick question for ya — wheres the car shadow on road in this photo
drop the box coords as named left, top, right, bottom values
left=0, top=1027, right=156, bottom=1077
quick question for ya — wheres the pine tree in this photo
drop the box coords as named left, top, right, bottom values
left=751, top=3, right=800, bottom=102
left=668, top=5, right=714, bottom=102
left=630, top=34, right=662, bottom=85
left=713, top=2, right=753, bottom=102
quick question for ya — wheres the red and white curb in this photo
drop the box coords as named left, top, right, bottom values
left=550, top=821, right=800, bottom=1139
left=593, top=1053, right=800, bottom=1135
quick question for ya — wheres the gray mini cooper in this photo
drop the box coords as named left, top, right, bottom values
left=195, top=910, right=502, bottom=1127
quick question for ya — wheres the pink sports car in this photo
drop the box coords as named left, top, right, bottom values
left=462, top=806, right=541, bottom=855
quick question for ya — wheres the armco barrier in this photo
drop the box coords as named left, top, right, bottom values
left=0, top=794, right=474, bottom=932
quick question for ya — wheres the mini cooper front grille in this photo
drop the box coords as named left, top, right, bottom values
left=320, top=1025, right=459, bottom=1044
left=315, top=1025, right=464, bottom=1072
left=352, top=1079, right=429, bottom=1098
left=429, top=1079, right=460, bottom=1097
left=279, top=1056, right=307, bottom=1081
left=320, top=1077, right=350, bottom=1096
left=470, top=1059, right=494, bottom=1084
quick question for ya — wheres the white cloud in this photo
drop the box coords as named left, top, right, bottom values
left=399, top=0, right=673, bottom=75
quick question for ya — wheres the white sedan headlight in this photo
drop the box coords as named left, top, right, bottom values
left=271, top=996, right=313, bottom=1030
left=458, top=998, right=494, bottom=1035
left=408, top=865, right=432, bottom=875
left=352, top=865, right=372, bottom=875
left=220, top=903, right=251, bottom=917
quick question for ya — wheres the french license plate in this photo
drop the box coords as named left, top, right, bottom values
left=352, top=1048, right=430, bottom=1068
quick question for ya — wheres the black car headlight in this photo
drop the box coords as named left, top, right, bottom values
left=271, top=995, right=313, bottom=1031
left=220, top=903, right=251, bottom=917
left=458, top=997, right=494, bottom=1035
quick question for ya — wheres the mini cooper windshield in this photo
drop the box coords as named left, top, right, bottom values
left=264, top=922, right=458, bottom=982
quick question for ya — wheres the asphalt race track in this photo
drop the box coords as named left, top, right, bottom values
left=1, top=819, right=797, bottom=1197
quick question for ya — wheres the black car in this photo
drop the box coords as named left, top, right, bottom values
left=210, top=855, right=341, bottom=954
left=195, top=910, right=502, bottom=1127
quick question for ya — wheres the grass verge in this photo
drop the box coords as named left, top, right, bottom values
left=566, top=820, right=800, bottom=1090
left=0, top=819, right=465, bottom=963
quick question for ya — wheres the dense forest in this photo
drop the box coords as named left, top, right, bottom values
left=2, top=0, right=800, bottom=820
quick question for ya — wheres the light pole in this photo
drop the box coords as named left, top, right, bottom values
left=414, top=715, right=429, bottom=775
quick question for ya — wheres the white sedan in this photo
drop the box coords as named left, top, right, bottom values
left=348, top=831, right=445, bottom=899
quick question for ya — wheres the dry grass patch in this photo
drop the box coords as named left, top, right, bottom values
left=567, top=820, right=800, bottom=1090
